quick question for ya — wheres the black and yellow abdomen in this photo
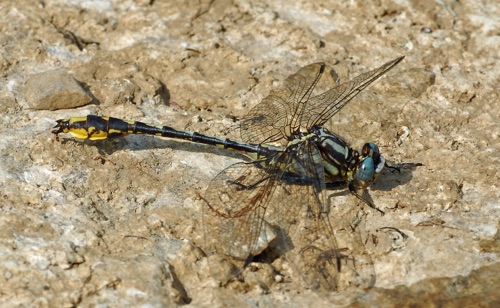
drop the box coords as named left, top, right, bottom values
left=53, top=115, right=137, bottom=140
left=52, top=115, right=276, bottom=158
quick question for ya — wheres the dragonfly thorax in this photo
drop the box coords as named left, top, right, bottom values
left=312, top=126, right=352, bottom=182
left=312, top=126, right=385, bottom=187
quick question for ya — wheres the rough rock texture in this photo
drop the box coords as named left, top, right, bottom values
left=0, top=0, right=498, bottom=306
left=25, top=69, right=92, bottom=110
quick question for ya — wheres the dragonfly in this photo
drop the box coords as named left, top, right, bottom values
left=52, top=56, right=405, bottom=290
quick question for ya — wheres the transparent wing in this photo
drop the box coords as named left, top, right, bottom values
left=240, top=63, right=326, bottom=144
left=300, top=56, right=405, bottom=129
left=267, top=141, right=375, bottom=290
left=240, top=57, right=404, bottom=144
left=203, top=160, right=276, bottom=261
left=203, top=140, right=375, bottom=290
left=203, top=151, right=294, bottom=278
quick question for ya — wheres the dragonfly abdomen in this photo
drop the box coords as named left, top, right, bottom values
left=52, top=115, right=273, bottom=157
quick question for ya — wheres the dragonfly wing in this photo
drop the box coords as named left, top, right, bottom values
left=202, top=143, right=374, bottom=289
left=240, top=63, right=326, bottom=144
left=288, top=202, right=376, bottom=290
left=300, top=56, right=405, bottom=129
left=202, top=153, right=297, bottom=285
left=267, top=141, right=375, bottom=290
left=203, top=161, right=275, bottom=260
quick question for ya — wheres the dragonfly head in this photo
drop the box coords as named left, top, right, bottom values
left=352, top=143, right=385, bottom=188
left=348, top=142, right=386, bottom=215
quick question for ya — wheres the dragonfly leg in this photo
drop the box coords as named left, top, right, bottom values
left=227, top=175, right=270, bottom=190
left=348, top=182, right=385, bottom=215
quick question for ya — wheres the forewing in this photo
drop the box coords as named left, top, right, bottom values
left=300, top=56, right=405, bottom=129
left=240, top=63, right=326, bottom=144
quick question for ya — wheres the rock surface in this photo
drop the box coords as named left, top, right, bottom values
left=0, top=0, right=498, bottom=306
left=25, top=70, right=92, bottom=110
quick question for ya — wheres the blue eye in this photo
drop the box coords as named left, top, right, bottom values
left=362, top=142, right=380, bottom=162
left=356, top=157, right=375, bottom=181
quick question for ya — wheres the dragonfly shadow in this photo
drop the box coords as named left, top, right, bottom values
left=372, top=162, right=423, bottom=192
left=62, top=134, right=248, bottom=161
left=251, top=224, right=294, bottom=265
left=325, top=186, right=351, bottom=199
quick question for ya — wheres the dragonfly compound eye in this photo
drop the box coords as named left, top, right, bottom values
left=355, top=157, right=375, bottom=182
left=362, top=142, right=385, bottom=173
left=362, top=142, right=380, bottom=159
